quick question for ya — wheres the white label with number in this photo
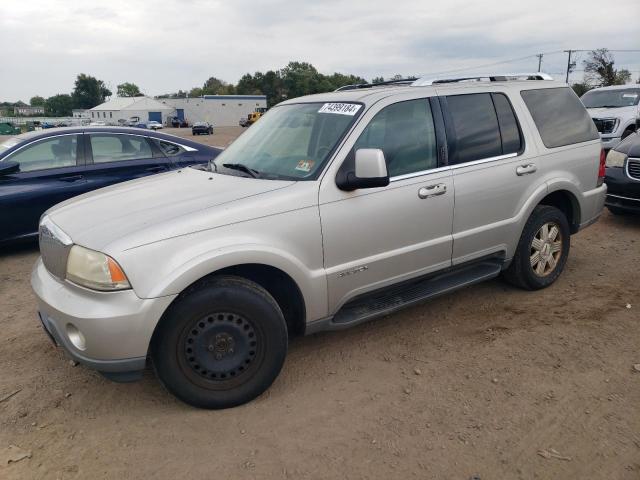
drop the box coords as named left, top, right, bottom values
left=318, top=103, right=362, bottom=116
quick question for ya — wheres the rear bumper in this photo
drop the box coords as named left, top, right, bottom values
left=577, top=183, right=607, bottom=230
left=31, top=258, right=176, bottom=381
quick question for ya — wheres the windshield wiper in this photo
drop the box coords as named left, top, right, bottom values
left=590, top=105, right=624, bottom=108
left=222, top=163, right=261, bottom=178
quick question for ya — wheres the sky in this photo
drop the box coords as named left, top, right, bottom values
left=1, top=0, right=639, bottom=102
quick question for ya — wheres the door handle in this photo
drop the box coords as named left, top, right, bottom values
left=59, top=174, right=84, bottom=182
left=418, top=183, right=447, bottom=199
left=516, top=163, right=537, bottom=176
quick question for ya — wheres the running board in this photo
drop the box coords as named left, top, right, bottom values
left=306, top=257, right=504, bottom=334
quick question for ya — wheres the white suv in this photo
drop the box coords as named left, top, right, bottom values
left=581, top=85, right=640, bottom=150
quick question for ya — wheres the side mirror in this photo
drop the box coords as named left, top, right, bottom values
left=0, top=160, right=19, bottom=176
left=338, top=148, right=389, bottom=191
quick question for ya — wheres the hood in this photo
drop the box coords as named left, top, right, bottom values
left=612, top=131, right=640, bottom=157
left=47, top=168, right=296, bottom=251
left=586, top=105, right=637, bottom=119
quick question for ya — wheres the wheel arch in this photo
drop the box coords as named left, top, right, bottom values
left=538, top=188, right=581, bottom=233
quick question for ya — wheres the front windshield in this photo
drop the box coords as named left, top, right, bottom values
left=213, top=102, right=362, bottom=180
left=581, top=88, right=640, bottom=108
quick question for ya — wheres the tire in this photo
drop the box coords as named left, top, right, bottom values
left=503, top=205, right=570, bottom=290
left=607, top=206, right=627, bottom=216
left=151, top=276, right=288, bottom=409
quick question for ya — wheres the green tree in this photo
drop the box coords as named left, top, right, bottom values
left=72, top=73, right=112, bottom=109
left=571, top=82, right=593, bottom=97
left=45, top=94, right=74, bottom=116
left=280, top=61, right=322, bottom=99
left=583, top=49, right=632, bottom=87
left=116, top=82, right=142, bottom=97
left=30, top=95, right=45, bottom=107
left=201, top=76, right=232, bottom=95
left=371, top=76, right=385, bottom=84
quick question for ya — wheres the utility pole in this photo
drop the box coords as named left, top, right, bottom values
left=536, top=54, right=543, bottom=72
left=564, top=50, right=573, bottom=83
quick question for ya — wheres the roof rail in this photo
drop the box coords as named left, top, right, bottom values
left=335, top=78, right=417, bottom=92
left=411, top=72, right=553, bottom=87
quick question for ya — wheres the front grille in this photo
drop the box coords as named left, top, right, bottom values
left=592, top=118, right=617, bottom=134
left=39, top=217, right=73, bottom=279
left=628, top=158, right=640, bottom=181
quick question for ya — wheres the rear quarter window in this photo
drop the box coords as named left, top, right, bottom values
left=521, top=87, right=599, bottom=148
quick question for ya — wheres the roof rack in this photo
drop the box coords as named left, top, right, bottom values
left=411, top=72, right=553, bottom=87
left=334, top=78, right=417, bottom=92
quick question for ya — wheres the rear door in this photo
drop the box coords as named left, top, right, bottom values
left=0, top=134, right=86, bottom=242
left=440, top=89, right=540, bottom=264
left=82, top=132, right=173, bottom=191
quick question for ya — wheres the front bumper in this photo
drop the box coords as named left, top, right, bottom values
left=600, top=135, right=622, bottom=151
left=31, top=258, right=177, bottom=381
left=605, top=166, right=640, bottom=213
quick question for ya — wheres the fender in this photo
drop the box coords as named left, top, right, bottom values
left=128, top=242, right=328, bottom=322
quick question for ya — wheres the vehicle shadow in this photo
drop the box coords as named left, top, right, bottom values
left=0, top=240, right=39, bottom=258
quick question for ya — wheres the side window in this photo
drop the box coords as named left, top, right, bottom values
left=7, top=135, right=78, bottom=172
left=492, top=93, right=523, bottom=155
left=89, top=134, right=153, bottom=164
left=446, top=93, right=502, bottom=164
left=353, top=99, right=438, bottom=177
left=154, top=139, right=184, bottom=157
left=521, top=87, right=599, bottom=148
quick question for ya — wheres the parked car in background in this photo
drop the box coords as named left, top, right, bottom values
left=146, top=121, right=163, bottom=130
left=171, top=117, right=189, bottom=128
left=0, top=127, right=221, bottom=244
left=0, top=122, right=20, bottom=135
left=192, top=122, right=213, bottom=135
left=581, top=85, right=640, bottom=150
left=30, top=74, right=606, bottom=409
left=604, top=131, right=640, bottom=215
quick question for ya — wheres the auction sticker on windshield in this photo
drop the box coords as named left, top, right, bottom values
left=318, top=103, right=362, bottom=115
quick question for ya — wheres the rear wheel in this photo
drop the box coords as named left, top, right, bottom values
left=504, top=205, right=570, bottom=290
left=151, top=276, right=288, bottom=409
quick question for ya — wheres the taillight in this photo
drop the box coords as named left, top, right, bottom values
left=597, top=148, right=606, bottom=187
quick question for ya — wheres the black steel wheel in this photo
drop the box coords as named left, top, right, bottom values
left=179, top=311, right=261, bottom=388
left=151, top=276, right=288, bottom=409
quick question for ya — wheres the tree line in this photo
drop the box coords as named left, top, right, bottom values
left=2, top=50, right=636, bottom=117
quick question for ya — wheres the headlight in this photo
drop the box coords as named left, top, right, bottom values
left=66, top=245, right=131, bottom=291
left=605, top=149, right=627, bottom=168
left=596, top=118, right=619, bottom=134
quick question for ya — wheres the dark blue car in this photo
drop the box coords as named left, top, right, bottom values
left=0, top=126, right=221, bottom=244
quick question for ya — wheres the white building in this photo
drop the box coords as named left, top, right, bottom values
left=160, top=95, right=267, bottom=127
left=89, top=96, right=173, bottom=125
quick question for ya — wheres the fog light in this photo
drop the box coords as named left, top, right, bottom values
left=66, top=323, right=86, bottom=351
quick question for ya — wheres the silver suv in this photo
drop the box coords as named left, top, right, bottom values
left=32, top=73, right=607, bottom=408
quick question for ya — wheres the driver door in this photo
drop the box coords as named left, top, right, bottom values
left=318, top=96, right=454, bottom=313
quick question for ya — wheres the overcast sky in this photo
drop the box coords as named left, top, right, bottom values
left=1, top=0, right=639, bottom=101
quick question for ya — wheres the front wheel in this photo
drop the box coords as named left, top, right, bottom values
left=503, top=205, right=570, bottom=290
left=151, top=276, right=288, bottom=409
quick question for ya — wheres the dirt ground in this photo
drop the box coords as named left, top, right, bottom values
left=1, top=129, right=639, bottom=479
